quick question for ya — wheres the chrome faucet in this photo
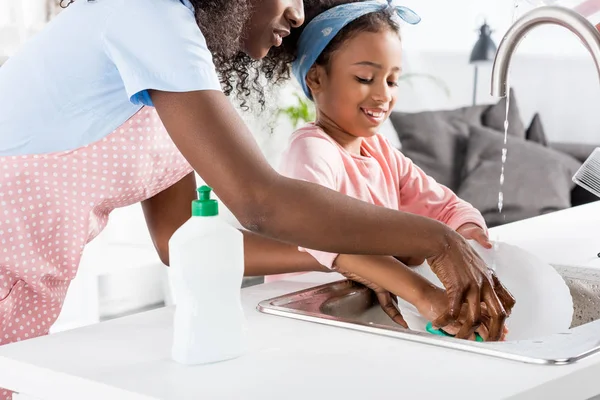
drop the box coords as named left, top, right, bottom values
left=491, top=6, right=600, bottom=98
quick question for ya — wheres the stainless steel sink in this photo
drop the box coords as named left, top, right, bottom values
left=257, top=266, right=600, bottom=365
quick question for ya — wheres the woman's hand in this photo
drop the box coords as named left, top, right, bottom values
left=427, top=230, right=516, bottom=341
left=396, top=223, right=492, bottom=265
left=456, top=223, right=492, bottom=249
left=414, top=285, right=508, bottom=341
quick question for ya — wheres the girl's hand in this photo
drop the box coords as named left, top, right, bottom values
left=456, top=223, right=492, bottom=249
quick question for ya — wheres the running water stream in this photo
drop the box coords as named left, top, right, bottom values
left=497, top=97, right=510, bottom=219
left=491, top=1, right=520, bottom=266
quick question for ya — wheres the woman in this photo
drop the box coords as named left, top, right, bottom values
left=0, top=0, right=513, bottom=361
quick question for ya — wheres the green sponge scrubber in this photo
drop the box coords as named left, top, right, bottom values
left=426, top=321, right=484, bottom=342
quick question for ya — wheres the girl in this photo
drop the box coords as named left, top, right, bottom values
left=0, top=0, right=513, bottom=387
left=270, top=0, right=513, bottom=340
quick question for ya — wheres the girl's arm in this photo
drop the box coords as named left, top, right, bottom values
left=242, top=230, right=329, bottom=276
left=150, top=89, right=514, bottom=341
left=334, top=254, right=436, bottom=315
left=394, top=152, right=491, bottom=249
left=141, top=172, right=328, bottom=275
left=395, top=151, right=487, bottom=234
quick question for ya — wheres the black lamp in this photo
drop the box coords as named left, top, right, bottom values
left=469, top=21, right=497, bottom=105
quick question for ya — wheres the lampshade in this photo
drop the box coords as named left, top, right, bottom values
left=469, top=21, right=497, bottom=65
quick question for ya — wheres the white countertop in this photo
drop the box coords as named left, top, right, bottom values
left=2, top=202, right=600, bottom=400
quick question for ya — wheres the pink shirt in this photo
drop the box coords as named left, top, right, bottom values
left=271, top=124, right=486, bottom=277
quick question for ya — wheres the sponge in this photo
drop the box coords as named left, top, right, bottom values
left=425, top=321, right=484, bottom=342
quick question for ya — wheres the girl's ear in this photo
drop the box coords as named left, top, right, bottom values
left=306, top=65, right=326, bottom=97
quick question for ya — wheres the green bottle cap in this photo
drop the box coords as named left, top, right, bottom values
left=192, top=186, right=219, bottom=217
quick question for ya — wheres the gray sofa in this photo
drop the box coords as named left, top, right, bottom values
left=388, top=89, right=598, bottom=227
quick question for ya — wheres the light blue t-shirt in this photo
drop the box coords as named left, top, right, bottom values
left=0, top=0, right=222, bottom=156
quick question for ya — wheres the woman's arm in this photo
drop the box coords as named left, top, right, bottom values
left=141, top=172, right=197, bottom=265
left=150, top=90, right=448, bottom=258
left=138, top=177, right=422, bottom=328
left=141, top=172, right=327, bottom=275
left=150, top=89, right=514, bottom=341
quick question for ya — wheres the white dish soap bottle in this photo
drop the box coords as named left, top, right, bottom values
left=169, top=185, right=247, bottom=365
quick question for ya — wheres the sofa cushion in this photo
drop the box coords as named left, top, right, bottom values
left=526, top=113, right=548, bottom=146
left=389, top=110, right=470, bottom=191
left=549, top=142, right=598, bottom=164
left=459, top=104, right=490, bottom=127
left=482, top=88, right=527, bottom=140
left=458, top=125, right=581, bottom=227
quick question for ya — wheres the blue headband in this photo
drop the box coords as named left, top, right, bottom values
left=292, top=0, right=420, bottom=99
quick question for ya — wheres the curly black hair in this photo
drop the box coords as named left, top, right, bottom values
left=188, top=0, right=369, bottom=110
left=60, top=0, right=391, bottom=110
left=208, top=0, right=367, bottom=108
left=211, top=0, right=402, bottom=109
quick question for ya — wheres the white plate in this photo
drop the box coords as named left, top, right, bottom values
left=396, top=241, right=573, bottom=341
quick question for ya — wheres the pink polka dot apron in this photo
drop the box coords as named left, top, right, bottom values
left=0, top=107, right=192, bottom=400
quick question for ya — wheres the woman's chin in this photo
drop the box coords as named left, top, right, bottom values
left=242, top=43, right=270, bottom=60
